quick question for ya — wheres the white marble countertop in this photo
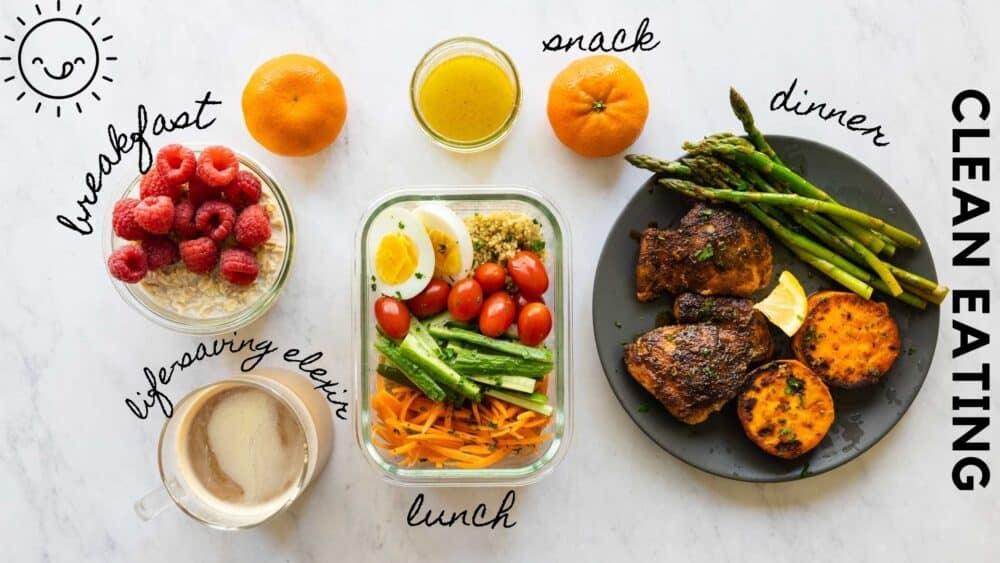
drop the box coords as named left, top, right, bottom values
left=1, top=0, right=998, bottom=561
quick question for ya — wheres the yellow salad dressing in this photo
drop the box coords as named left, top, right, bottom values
left=418, top=55, right=516, bottom=142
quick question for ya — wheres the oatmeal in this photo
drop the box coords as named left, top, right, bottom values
left=137, top=189, right=286, bottom=318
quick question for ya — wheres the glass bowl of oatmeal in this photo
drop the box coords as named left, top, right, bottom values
left=104, top=145, right=294, bottom=334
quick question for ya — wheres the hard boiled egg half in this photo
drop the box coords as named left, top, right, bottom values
left=367, top=207, right=434, bottom=300
left=413, top=204, right=473, bottom=284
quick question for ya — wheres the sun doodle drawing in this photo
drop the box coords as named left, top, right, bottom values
left=2, top=1, right=117, bottom=117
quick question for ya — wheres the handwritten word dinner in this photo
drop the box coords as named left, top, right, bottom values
left=56, top=91, right=222, bottom=236
left=542, top=17, right=659, bottom=53
left=771, top=79, right=889, bottom=147
left=125, top=333, right=349, bottom=421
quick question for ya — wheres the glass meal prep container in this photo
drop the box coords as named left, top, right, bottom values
left=354, top=186, right=572, bottom=486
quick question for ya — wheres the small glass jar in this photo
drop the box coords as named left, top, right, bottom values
left=410, top=37, right=522, bottom=153
left=354, top=186, right=572, bottom=486
left=103, top=144, right=295, bottom=335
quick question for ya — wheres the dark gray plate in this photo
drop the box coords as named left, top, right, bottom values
left=593, top=135, right=940, bottom=482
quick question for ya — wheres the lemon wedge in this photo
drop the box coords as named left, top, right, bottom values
left=754, top=271, right=808, bottom=337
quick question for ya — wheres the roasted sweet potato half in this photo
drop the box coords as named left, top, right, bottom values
left=791, top=291, right=901, bottom=389
left=738, top=360, right=834, bottom=459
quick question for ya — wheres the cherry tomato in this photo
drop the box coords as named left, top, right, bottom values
left=517, top=302, right=552, bottom=346
left=374, top=296, right=410, bottom=339
left=507, top=251, right=549, bottom=299
left=514, top=293, right=544, bottom=318
left=447, top=278, right=484, bottom=321
left=479, top=292, right=516, bottom=337
left=406, top=279, right=450, bottom=318
left=474, top=262, right=507, bottom=294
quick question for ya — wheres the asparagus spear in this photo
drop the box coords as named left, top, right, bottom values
left=448, top=345, right=552, bottom=378
left=722, top=93, right=892, bottom=255
left=729, top=87, right=783, bottom=165
left=743, top=169, right=946, bottom=297
left=662, top=176, right=921, bottom=249
left=625, top=154, right=691, bottom=177
left=790, top=248, right=927, bottom=309
left=428, top=325, right=553, bottom=363
left=685, top=139, right=913, bottom=250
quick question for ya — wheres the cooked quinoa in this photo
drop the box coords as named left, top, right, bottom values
left=464, top=211, right=545, bottom=266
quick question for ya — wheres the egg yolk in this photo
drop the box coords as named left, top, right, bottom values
left=375, top=232, right=419, bottom=285
left=427, top=229, right=462, bottom=278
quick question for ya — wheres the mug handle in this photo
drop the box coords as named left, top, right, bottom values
left=134, top=478, right=186, bottom=521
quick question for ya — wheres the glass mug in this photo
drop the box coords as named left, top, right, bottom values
left=135, top=369, right=333, bottom=529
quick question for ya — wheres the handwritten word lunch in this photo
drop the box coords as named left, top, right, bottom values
left=406, top=490, right=517, bottom=529
left=56, top=91, right=221, bottom=236
left=124, top=333, right=349, bottom=421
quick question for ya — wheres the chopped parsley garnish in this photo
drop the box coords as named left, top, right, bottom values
left=694, top=244, right=714, bottom=262
left=784, top=374, right=806, bottom=407
left=414, top=272, right=424, bottom=279
left=529, top=239, right=546, bottom=253
left=698, top=299, right=715, bottom=317
left=398, top=221, right=405, bottom=229
left=702, top=208, right=713, bottom=216
left=637, top=404, right=650, bottom=413
left=370, top=282, right=377, bottom=291
left=784, top=375, right=804, bottom=395
left=614, top=320, right=623, bottom=328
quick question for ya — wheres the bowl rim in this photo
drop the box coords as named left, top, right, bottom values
left=409, top=36, right=522, bottom=153
left=352, top=185, right=573, bottom=486
left=103, top=143, right=295, bottom=335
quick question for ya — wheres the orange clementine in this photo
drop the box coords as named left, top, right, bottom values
left=546, top=55, right=649, bottom=158
left=242, top=54, right=347, bottom=157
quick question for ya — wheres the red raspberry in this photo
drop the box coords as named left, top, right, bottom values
left=107, top=245, right=148, bottom=283
left=139, top=168, right=181, bottom=201
left=234, top=204, right=272, bottom=248
left=141, top=236, right=179, bottom=270
left=220, top=248, right=259, bottom=286
left=179, top=237, right=218, bottom=274
left=155, top=144, right=196, bottom=186
left=172, top=199, right=198, bottom=239
left=111, top=198, right=146, bottom=241
left=187, top=176, right=221, bottom=207
left=224, top=170, right=262, bottom=208
left=195, top=200, right=236, bottom=242
left=196, top=145, right=239, bottom=187
left=133, top=196, right=175, bottom=235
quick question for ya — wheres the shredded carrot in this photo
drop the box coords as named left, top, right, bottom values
left=371, top=377, right=554, bottom=469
